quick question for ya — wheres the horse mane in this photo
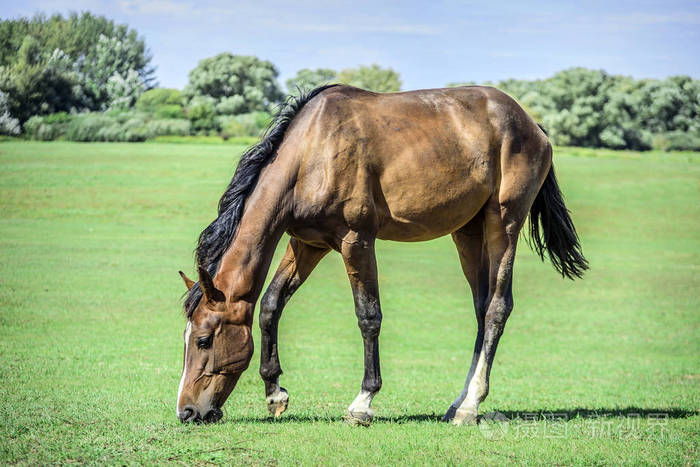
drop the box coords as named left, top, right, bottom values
left=184, top=84, right=339, bottom=318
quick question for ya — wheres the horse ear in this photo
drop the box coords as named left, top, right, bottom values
left=179, top=271, right=195, bottom=290
left=197, top=266, right=226, bottom=303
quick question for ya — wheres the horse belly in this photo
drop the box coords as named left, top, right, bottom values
left=375, top=163, right=492, bottom=242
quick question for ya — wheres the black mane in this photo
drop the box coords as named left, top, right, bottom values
left=184, top=84, right=338, bottom=318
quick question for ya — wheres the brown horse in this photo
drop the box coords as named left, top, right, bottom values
left=175, top=84, right=587, bottom=425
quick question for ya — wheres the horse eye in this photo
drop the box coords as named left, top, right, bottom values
left=197, top=336, right=213, bottom=349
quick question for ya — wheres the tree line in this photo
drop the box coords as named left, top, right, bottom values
left=1, top=12, right=697, bottom=150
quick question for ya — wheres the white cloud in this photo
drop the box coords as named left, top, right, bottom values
left=606, top=12, right=700, bottom=27
left=117, top=0, right=198, bottom=17
left=291, top=23, right=439, bottom=35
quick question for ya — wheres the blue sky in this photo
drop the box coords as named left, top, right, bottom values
left=2, top=0, right=699, bottom=91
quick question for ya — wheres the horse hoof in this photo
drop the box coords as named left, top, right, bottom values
left=451, top=408, right=478, bottom=426
left=266, top=388, right=289, bottom=417
left=442, top=405, right=458, bottom=422
left=344, top=410, right=374, bottom=426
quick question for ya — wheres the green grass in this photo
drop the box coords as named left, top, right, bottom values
left=146, top=135, right=259, bottom=145
left=0, top=141, right=698, bottom=465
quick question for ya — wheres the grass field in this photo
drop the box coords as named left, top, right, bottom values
left=0, top=141, right=698, bottom=465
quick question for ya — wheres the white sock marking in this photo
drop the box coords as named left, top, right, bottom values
left=348, top=390, right=374, bottom=414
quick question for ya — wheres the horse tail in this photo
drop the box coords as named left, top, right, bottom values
left=528, top=152, right=589, bottom=279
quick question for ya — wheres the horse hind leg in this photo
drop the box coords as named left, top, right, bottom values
left=259, top=238, right=329, bottom=417
left=450, top=189, right=534, bottom=425
left=442, top=210, right=489, bottom=422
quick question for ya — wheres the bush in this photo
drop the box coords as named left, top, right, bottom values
left=37, top=123, right=61, bottom=141
left=94, top=124, right=120, bottom=142
left=65, top=114, right=114, bottom=141
left=135, top=88, right=185, bottom=121
left=136, top=88, right=184, bottom=111
left=145, top=119, right=191, bottom=137
left=23, top=115, right=63, bottom=141
left=154, top=104, right=184, bottom=119
left=652, top=131, right=700, bottom=151
left=23, top=110, right=193, bottom=141
left=120, top=117, right=148, bottom=142
left=23, top=116, right=45, bottom=139
left=186, top=97, right=217, bottom=134
left=42, top=111, right=71, bottom=124
left=104, top=109, right=149, bottom=124
left=219, top=111, right=271, bottom=139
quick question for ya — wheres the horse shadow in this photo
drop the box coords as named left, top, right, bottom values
left=224, top=407, right=697, bottom=425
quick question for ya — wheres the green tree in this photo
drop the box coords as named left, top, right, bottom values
left=0, top=90, right=20, bottom=135
left=448, top=68, right=700, bottom=150
left=136, top=88, right=184, bottom=118
left=286, top=68, right=337, bottom=94
left=337, top=64, right=402, bottom=92
left=0, top=12, right=154, bottom=85
left=106, top=69, right=145, bottom=110
left=184, top=53, right=283, bottom=115
left=0, top=35, right=81, bottom=123
left=136, top=88, right=184, bottom=110
left=81, top=33, right=152, bottom=109
left=0, top=12, right=155, bottom=120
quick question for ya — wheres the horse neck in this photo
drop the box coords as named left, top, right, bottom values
left=213, top=180, right=289, bottom=306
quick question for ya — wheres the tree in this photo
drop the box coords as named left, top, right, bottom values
left=0, top=90, right=20, bottom=135
left=0, top=35, right=81, bottom=123
left=0, top=12, right=155, bottom=85
left=136, top=88, right=184, bottom=118
left=184, top=53, right=283, bottom=115
left=106, top=69, right=144, bottom=110
left=337, top=64, right=401, bottom=92
left=136, top=88, right=184, bottom=110
left=0, top=12, right=155, bottom=120
left=286, top=68, right=337, bottom=94
left=81, top=34, right=151, bottom=109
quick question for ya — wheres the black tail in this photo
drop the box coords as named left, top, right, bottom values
left=528, top=166, right=589, bottom=279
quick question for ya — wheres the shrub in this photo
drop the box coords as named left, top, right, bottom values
left=65, top=114, right=115, bottom=141
left=186, top=97, right=217, bottom=133
left=23, top=116, right=45, bottom=139
left=23, top=118, right=60, bottom=141
left=653, top=131, right=700, bottom=151
left=219, top=111, right=271, bottom=139
left=154, top=104, right=185, bottom=119
left=23, top=110, right=193, bottom=141
left=136, top=88, right=184, bottom=111
left=105, top=109, right=149, bottom=124
left=145, top=119, right=191, bottom=137
left=121, top=117, right=149, bottom=142
left=43, top=112, right=71, bottom=124
left=96, top=123, right=124, bottom=142
left=37, top=123, right=61, bottom=141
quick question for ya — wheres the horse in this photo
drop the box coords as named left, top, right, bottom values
left=175, top=84, right=588, bottom=426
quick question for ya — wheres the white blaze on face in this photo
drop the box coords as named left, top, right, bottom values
left=176, top=321, right=192, bottom=416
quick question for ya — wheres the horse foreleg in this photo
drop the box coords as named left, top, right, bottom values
left=259, top=237, right=329, bottom=417
left=341, top=233, right=382, bottom=425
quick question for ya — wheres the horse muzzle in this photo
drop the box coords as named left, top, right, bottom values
left=177, top=405, right=223, bottom=424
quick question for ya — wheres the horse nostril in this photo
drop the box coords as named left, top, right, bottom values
left=178, top=405, right=198, bottom=423
left=203, top=407, right=223, bottom=424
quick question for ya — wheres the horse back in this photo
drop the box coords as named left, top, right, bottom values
left=280, top=85, right=550, bottom=242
